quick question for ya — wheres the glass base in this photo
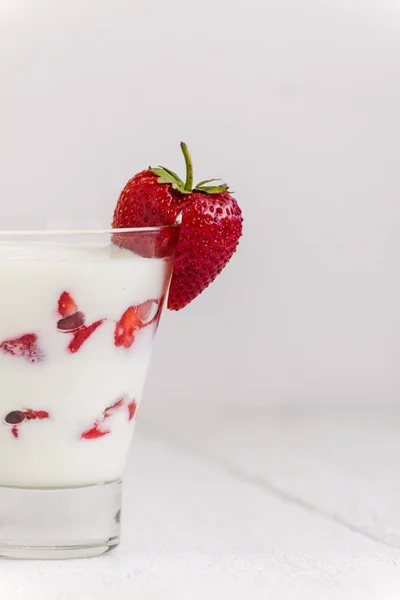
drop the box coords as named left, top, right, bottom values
left=0, top=480, right=121, bottom=560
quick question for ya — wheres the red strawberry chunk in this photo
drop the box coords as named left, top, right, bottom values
left=127, top=400, right=137, bottom=421
left=24, top=409, right=35, bottom=420
left=24, top=408, right=50, bottom=420
left=34, top=410, right=50, bottom=420
left=114, top=301, right=159, bottom=349
left=58, top=292, right=78, bottom=317
left=6, top=408, right=50, bottom=438
left=114, top=307, right=140, bottom=348
left=81, top=425, right=110, bottom=439
left=81, top=396, right=126, bottom=439
left=68, top=320, right=103, bottom=353
left=0, top=333, right=44, bottom=363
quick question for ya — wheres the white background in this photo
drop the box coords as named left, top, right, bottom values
left=1, top=0, right=399, bottom=407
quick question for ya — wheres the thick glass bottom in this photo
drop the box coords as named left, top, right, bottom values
left=0, top=480, right=121, bottom=560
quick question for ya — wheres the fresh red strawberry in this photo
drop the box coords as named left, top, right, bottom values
left=58, top=292, right=78, bottom=317
left=68, top=320, right=103, bottom=353
left=169, top=191, right=242, bottom=310
left=11, top=426, right=18, bottom=439
left=112, top=142, right=243, bottom=309
left=112, top=169, right=184, bottom=259
left=127, top=400, right=137, bottom=421
left=0, top=333, right=44, bottom=363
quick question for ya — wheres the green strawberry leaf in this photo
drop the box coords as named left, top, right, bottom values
left=150, top=146, right=232, bottom=196
left=150, top=166, right=189, bottom=193
left=159, top=166, right=184, bottom=185
left=194, top=183, right=230, bottom=194
left=196, top=178, right=222, bottom=187
left=150, top=167, right=182, bottom=185
left=156, top=176, right=177, bottom=186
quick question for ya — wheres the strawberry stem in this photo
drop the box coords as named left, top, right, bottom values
left=181, top=142, right=194, bottom=192
left=150, top=142, right=230, bottom=195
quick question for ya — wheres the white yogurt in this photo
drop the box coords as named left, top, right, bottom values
left=0, top=241, right=172, bottom=487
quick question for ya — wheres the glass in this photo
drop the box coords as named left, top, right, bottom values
left=0, top=224, right=180, bottom=559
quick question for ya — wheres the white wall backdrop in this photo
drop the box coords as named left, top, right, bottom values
left=1, top=0, right=400, bottom=406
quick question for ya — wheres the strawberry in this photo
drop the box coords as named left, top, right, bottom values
left=24, top=409, right=50, bottom=420
left=58, top=292, right=78, bottom=317
left=114, top=306, right=138, bottom=348
left=81, top=396, right=126, bottom=440
left=68, top=320, right=103, bottom=353
left=0, top=333, right=45, bottom=363
left=4, top=408, right=50, bottom=438
left=111, top=168, right=181, bottom=259
left=112, top=142, right=243, bottom=310
left=57, top=292, right=86, bottom=332
left=81, top=425, right=110, bottom=440
left=114, top=300, right=159, bottom=349
left=35, top=410, right=50, bottom=419
left=56, top=292, right=102, bottom=352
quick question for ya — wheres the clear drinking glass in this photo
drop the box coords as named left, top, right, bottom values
left=0, top=223, right=180, bottom=559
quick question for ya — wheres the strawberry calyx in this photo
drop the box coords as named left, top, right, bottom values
left=150, top=142, right=230, bottom=196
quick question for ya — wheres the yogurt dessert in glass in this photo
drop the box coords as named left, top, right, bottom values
left=0, top=225, right=179, bottom=559
left=0, top=142, right=243, bottom=560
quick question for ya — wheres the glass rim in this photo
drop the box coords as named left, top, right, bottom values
left=0, top=224, right=181, bottom=236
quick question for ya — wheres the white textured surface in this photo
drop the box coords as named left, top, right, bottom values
left=146, top=402, right=400, bottom=547
left=2, top=406, right=400, bottom=599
